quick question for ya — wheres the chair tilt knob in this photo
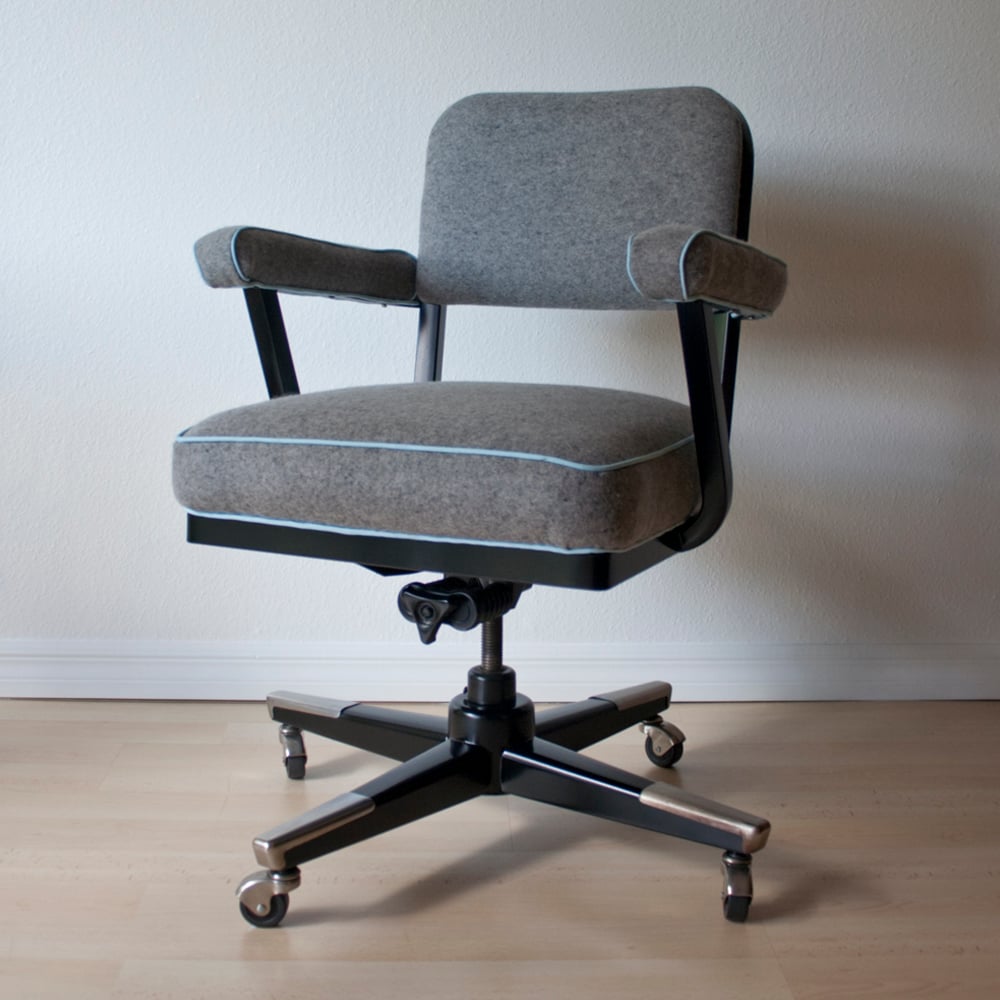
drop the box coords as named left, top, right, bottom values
left=397, top=577, right=529, bottom=645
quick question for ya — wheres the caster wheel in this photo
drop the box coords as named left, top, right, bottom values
left=239, top=892, right=289, bottom=928
left=723, top=894, right=751, bottom=923
left=641, top=719, right=685, bottom=768
left=279, top=725, right=307, bottom=780
left=644, top=734, right=684, bottom=768
left=721, top=851, right=754, bottom=923
left=284, top=755, right=307, bottom=780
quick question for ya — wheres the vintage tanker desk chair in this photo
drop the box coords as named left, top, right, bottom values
left=173, top=87, right=787, bottom=927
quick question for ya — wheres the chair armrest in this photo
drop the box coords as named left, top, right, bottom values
left=194, top=226, right=418, bottom=304
left=627, top=224, right=787, bottom=318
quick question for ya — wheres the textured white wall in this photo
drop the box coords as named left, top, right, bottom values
left=2, top=1, right=999, bottom=696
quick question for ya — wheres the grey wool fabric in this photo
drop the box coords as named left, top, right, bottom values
left=194, top=227, right=418, bottom=303
left=178, top=88, right=788, bottom=557
left=174, top=383, right=699, bottom=552
left=190, top=90, right=786, bottom=317
left=627, top=224, right=787, bottom=317
left=417, top=88, right=755, bottom=310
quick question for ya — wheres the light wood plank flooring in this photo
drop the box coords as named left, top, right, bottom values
left=1, top=698, right=998, bottom=998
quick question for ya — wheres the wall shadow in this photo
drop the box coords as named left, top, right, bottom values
left=622, top=169, right=1000, bottom=645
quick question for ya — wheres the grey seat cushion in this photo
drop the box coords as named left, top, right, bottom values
left=173, top=382, right=698, bottom=553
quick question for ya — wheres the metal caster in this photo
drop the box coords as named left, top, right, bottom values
left=639, top=717, right=685, bottom=768
left=279, top=724, right=307, bottom=780
left=236, top=867, right=301, bottom=928
left=721, top=851, right=753, bottom=923
left=240, top=893, right=289, bottom=928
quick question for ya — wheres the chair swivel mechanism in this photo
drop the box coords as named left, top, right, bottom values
left=172, top=88, right=788, bottom=927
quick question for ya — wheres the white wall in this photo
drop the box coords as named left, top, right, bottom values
left=3, top=0, right=999, bottom=699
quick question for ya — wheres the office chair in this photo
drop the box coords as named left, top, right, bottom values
left=173, top=88, right=787, bottom=927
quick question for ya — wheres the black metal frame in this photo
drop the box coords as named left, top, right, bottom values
left=187, top=512, right=682, bottom=590
left=243, top=287, right=300, bottom=398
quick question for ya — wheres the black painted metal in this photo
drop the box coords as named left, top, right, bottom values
left=243, top=288, right=300, bottom=398
left=269, top=674, right=748, bottom=872
left=271, top=702, right=447, bottom=763
left=500, top=738, right=745, bottom=853
left=465, top=663, right=518, bottom=710
left=660, top=299, right=733, bottom=552
left=735, top=118, right=755, bottom=244
left=719, top=118, right=754, bottom=432
left=414, top=302, right=446, bottom=381
left=531, top=699, right=621, bottom=749
left=281, top=741, right=489, bottom=868
left=397, top=577, right=528, bottom=644
left=720, top=315, right=742, bottom=432
left=534, top=691, right=670, bottom=751
left=186, top=513, right=677, bottom=591
left=448, top=689, right=535, bottom=768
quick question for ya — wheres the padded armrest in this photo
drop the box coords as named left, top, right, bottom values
left=194, top=226, right=418, bottom=304
left=627, top=224, right=787, bottom=318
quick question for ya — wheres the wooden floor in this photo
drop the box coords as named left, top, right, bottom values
left=1, top=698, right=998, bottom=999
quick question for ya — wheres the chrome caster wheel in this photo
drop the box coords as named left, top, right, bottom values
left=236, top=868, right=300, bottom=929
left=239, top=892, right=289, bottom=928
left=640, top=718, right=685, bottom=768
left=722, top=893, right=751, bottom=922
left=284, top=756, right=306, bottom=780
left=721, top=851, right=753, bottom=923
left=279, top=724, right=307, bottom=780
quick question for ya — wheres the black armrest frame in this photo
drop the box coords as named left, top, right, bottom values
left=244, top=288, right=300, bottom=398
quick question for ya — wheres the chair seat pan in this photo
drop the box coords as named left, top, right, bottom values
left=173, top=382, right=698, bottom=553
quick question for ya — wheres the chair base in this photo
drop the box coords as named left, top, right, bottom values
left=236, top=671, right=770, bottom=927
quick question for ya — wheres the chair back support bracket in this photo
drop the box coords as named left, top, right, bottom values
left=661, top=300, right=734, bottom=553
left=413, top=303, right=447, bottom=382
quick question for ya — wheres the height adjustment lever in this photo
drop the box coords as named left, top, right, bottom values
left=398, top=578, right=479, bottom=644
left=397, top=577, right=529, bottom=645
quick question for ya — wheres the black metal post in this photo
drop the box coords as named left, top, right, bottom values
left=662, top=300, right=733, bottom=552
left=414, top=303, right=446, bottom=382
left=243, top=288, right=300, bottom=398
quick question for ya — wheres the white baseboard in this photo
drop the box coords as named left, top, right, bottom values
left=1, top=639, right=997, bottom=701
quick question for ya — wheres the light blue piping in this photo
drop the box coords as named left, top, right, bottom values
left=229, top=226, right=251, bottom=283
left=624, top=233, right=647, bottom=300
left=624, top=226, right=710, bottom=302
left=175, top=432, right=695, bottom=474
left=677, top=228, right=705, bottom=301
left=185, top=509, right=635, bottom=556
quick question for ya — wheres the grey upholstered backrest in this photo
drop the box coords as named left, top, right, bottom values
left=416, top=88, right=748, bottom=310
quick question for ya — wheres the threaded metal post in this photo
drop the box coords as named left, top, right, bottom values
left=481, top=618, right=504, bottom=672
